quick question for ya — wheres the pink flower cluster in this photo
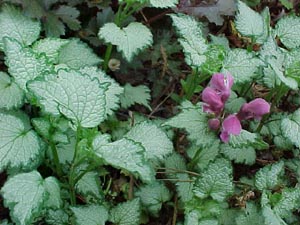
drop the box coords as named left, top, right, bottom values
left=202, top=73, right=270, bottom=143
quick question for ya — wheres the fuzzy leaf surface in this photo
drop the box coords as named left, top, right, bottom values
left=222, top=49, right=262, bottom=83
left=235, top=1, right=264, bottom=39
left=110, top=198, right=141, bottom=225
left=0, top=72, right=24, bottom=109
left=275, top=16, right=300, bottom=49
left=281, top=109, right=300, bottom=148
left=28, top=69, right=107, bottom=128
left=255, top=161, right=284, bottom=191
left=79, top=66, right=123, bottom=116
left=125, top=121, right=173, bottom=162
left=273, top=188, right=300, bottom=218
left=99, top=22, right=153, bottom=61
left=0, top=4, right=40, bottom=50
left=1, top=171, right=47, bottom=225
left=193, top=158, right=233, bottom=202
left=4, top=38, right=52, bottom=90
left=164, top=101, right=217, bottom=147
left=71, top=205, right=108, bottom=225
left=76, top=171, right=103, bottom=200
left=58, top=39, right=102, bottom=69
left=170, top=13, right=207, bottom=67
left=150, top=0, right=178, bottom=8
left=93, top=137, right=154, bottom=183
left=0, top=111, right=43, bottom=171
left=43, top=177, right=62, bottom=209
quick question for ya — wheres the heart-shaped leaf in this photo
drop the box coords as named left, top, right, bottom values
left=98, top=22, right=153, bottom=61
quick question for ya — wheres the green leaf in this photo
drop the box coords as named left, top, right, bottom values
left=0, top=4, right=40, bottom=50
left=135, top=181, right=172, bottom=216
left=44, top=13, right=65, bottom=37
left=0, top=72, right=24, bottom=109
left=99, top=22, right=153, bottom=61
left=110, top=198, right=141, bottom=225
left=76, top=171, right=103, bottom=200
left=125, top=121, right=173, bottom=162
left=199, top=220, right=218, bottom=225
left=170, top=13, right=207, bottom=67
left=120, top=83, right=151, bottom=110
left=4, top=37, right=52, bottom=91
left=273, top=188, right=300, bottom=218
left=71, top=205, right=108, bottom=225
left=281, top=109, right=300, bottom=148
left=164, top=101, right=217, bottom=147
left=150, top=0, right=178, bottom=8
left=193, top=158, right=233, bottom=202
left=222, top=49, right=263, bottom=83
left=28, top=69, right=107, bottom=128
left=1, top=171, right=47, bottom=225
left=0, top=111, right=44, bottom=172
left=235, top=1, right=264, bottom=39
left=45, top=209, right=69, bottom=225
left=221, top=130, right=268, bottom=165
left=32, top=38, right=70, bottom=64
left=262, top=206, right=287, bottom=225
left=43, top=177, right=62, bottom=209
left=93, top=137, right=154, bottom=183
left=279, top=0, right=293, bottom=9
left=255, top=161, right=284, bottom=191
left=235, top=202, right=265, bottom=225
left=54, top=5, right=81, bottom=31
left=79, top=66, right=123, bottom=116
left=275, top=16, right=300, bottom=49
left=58, top=39, right=102, bottom=69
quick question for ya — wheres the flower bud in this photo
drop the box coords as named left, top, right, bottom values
left=208, top=118, right=221, bottom=130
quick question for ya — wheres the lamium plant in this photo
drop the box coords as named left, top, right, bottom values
left=1, top=1, right=300, bottom=225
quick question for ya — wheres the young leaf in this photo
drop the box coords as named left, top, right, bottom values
left=76, top=171, right=103, bottom=200
left=164, top=101, right=217, bottom=147
left=221, top=49, right=263, bottom=84
left=98, top=22, right=153, bottom=61
left=169, top=13, right=207, bottom=67
left=275, top=16, right=300, bottom=49
left=0, top=111, right=44, bottom=172
left=0, top=72, right=24, bottom=109
left=150, top=0, right=178, bottom=8
left=71, top=205, right=108, bottom=225
left=120, top=83, right=151, bottom=110
left=4, top=37, right=52, bottom=91
left=93, top=137, right=154, bottom=183
left=58, top=39, right=102, bottom=69
left=281, top=109, right=300, bottom=148
left=1, top=171, right=48, bottom=225
left=110, top=198, right=141, bottom=225
left=28, top=69, right=107, bottom=128
left=255, top=161, right=284, bottom=191
left=79, top=66, right=123, bottom=116
left=0, top=4, right=40, bottom=50
left=125, top=121, right=173, bottom=162
left=32, top=38, right=70, bottom=64
left=135, top=181, right=172, bottom=216
left=235, top=1, right=264, bottom=39
left=193, top=158, right=233, bottom=202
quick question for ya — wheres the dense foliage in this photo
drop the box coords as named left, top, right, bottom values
left=0, top=0, right=300, bottom=224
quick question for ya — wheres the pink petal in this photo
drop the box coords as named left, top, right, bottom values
left=222, top=114, right=241, bottom=135
left=237, top=98, right=270, bottom=120
left=202, top=87, right=224, bottom=114
left=220, top=131, right=230, bottom=143
left=210, top=73, right=234, bottom=102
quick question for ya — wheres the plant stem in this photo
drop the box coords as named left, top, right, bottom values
left=69, top=126, right=82, bottom=206
left=103, top=44, right=113, bottom=72
left=50, top=142, right=63, bottom=177
left=185, top=68, right=199, bottom=100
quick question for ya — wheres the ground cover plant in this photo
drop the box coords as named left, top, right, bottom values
left=0, top=0, right=300, bottom=224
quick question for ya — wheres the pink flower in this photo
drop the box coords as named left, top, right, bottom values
left=237, top=98, right=270, bottom=121
left=210, top=73, right=234, bottom=103
left=220, top=114, right=241, bottom=143
left=202, top=87, right=224, bottom=115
